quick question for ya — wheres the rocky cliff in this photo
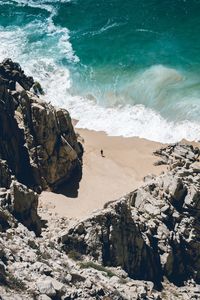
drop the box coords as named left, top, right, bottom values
left=1, top=143, right=200, bottom=299
left=0, top=58, right=82, bottom=192
left=62, top=143, right=200, bottom=294
left=0, top=58, right=82, bottom=235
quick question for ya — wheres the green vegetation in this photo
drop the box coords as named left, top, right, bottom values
left=7, top=273, right=25, bottom=290
left=79, top=261, right=116, bottom=278
left=68, top=250, right=82, bottom=261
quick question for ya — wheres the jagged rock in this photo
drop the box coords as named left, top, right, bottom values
left=62, top=199, right=162, bottom=287
left=31, top=262, right=52, bottom=276
left=0, top=87, right=34, bottom=187
left=50, top=278, right=66, bottom=297
left=61, top=143, right=200, bottom=288
left=0, top=58, right=34, bottom=91
left=0, top=161, right=12, bottom=189
left=37, top=279, right=56, bottom=297
left=0, top=58, right=83, bottom=237
left=0, top=58, right=82, bottom=191
left=0, top=261, right=6, bottom=283
left=0, top=207, right=12, bottom=232
left=190, top=161, right=200, bottom=173
left=0, top=159, right=41, bottom=235
left=38, top=295, right=51, bottom=300
left=10, top=181, right=41, bottom=235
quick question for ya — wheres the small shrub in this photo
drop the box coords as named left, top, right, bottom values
left=79, top=261, right=116, bottom=278
left=71, top=273, right=86, bottom=283
left=36, top=249, right=51, bottom=262
left=48, top=241, right=55, bottom=249
left=28, top=239, right=38, bottom=250
left=68, top=250, right=82, bottom=261
left=118, top=277, right=127, bottom=284
left=7, top=273, right=25, bottom=290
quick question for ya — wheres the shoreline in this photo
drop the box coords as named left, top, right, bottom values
left=39, top=128, right=167, bottom=220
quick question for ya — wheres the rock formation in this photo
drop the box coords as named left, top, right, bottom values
left=0, top=58, right=82, bottom=192
left=62, top=143, right=200, bottom=291
left=0, top=57, right=83, bottom=237
left=0, top=160, right=41, bottom=235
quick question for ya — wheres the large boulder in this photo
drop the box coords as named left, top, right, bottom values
left=10, top=181, right=41, bottom=235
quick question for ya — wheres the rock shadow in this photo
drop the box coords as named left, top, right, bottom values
left=55, top=163, right=83, bottom=198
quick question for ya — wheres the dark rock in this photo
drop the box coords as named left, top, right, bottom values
left=0, top=59, right=83, bottom=191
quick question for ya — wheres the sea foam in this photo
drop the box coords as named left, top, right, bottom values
left=1, top=0, right=200, bottom=143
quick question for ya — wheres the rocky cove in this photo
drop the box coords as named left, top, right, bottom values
left=0, top=59, right=200, bottom=299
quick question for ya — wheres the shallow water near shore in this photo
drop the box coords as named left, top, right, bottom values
left=1, top=0, right=200, bottom=142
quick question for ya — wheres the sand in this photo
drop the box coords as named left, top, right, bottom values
left=39, top=129, right=166, bottom=220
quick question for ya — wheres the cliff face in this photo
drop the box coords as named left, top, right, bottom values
left=0, top=58, right=82, bottom=236
left=0, top=58, right=82, bottom=192
left=62, top=143, right=200, bottom=288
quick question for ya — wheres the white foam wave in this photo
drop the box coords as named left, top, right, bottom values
left=0, top=0, right=75, bottom=57
left=0, top=27, right=26, bottom=60
left=36, top=63, right=200, bottom=144
left=71, top=100, right=200, bottom=143
left=0, top=27, right=199, bottom=143
left=98, top=19, right=124, bottom=34
left=0, top=4, right=79, bottom=64
left=1, top=0, right=55, bottom=15
left=0, top=4, right=199, bottom=143
left=1, top=0, right=71, bottom=10
left=124, top=65, right=183, bottom=106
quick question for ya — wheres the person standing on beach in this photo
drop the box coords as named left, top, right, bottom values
left=100, top=149, right=104, bottom=157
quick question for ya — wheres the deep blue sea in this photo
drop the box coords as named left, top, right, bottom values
left=1, top=0, right=200, bottom=142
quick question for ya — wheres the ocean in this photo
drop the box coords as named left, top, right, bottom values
left=1, top=0, right=200, bottom=142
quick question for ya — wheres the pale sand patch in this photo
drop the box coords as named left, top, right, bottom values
left=39, top=129, right=166, bottom=220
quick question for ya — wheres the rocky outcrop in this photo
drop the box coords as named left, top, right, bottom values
left=0, top=58, right=34, bottom=91
left=61, top=143, right=200, bottom=289
left=18, top=92, right=82, bottom=191
left=2, top=207, right=199, bottom=300
left=0, top=58, right=82, bottom=192
left=1, top=138, right=200, bottom=299
left=0, top=198, right=200, bottom=300
left=0, top=58, right=83, bottom=235
left=0, top=160, right=41, bottom=235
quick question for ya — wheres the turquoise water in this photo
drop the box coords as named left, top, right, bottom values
left=1, top=0, right=200, bottom=142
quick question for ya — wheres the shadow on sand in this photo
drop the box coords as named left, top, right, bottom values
left=55, top=164, right=83, bottom=198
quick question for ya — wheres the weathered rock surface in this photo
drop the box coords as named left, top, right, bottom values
left=0, top=205, right=200, bottom=300
left=0, top=141, right=200, bottom=299
left=0, top=58, right=82, bottom=191
left=62, top=143, right=200, bottom=290
left=0, top=58, right=83, bottom=237
left=0, top=159, right=41, bottom=235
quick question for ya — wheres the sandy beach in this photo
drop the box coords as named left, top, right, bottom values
left=39, top=128, right=167, bottom=220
